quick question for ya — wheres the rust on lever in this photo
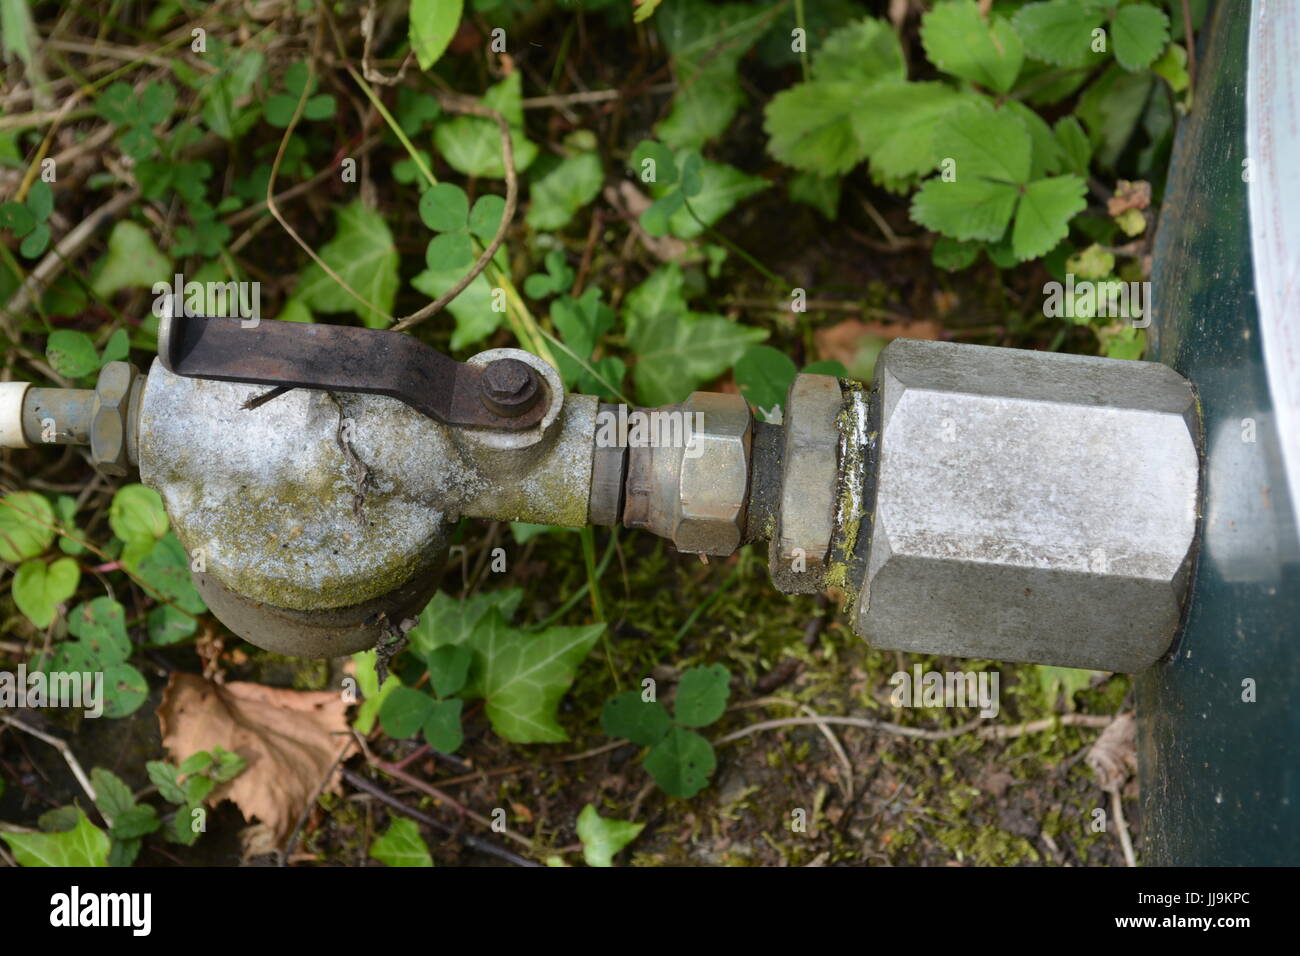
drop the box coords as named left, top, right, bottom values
left=158, top=314, right=546, bottom=430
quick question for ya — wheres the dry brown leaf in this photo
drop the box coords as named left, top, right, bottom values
left=157, top=673, right=356, bottom=846
left=1107, top=180, right=1152, bottom=217
left=813, top=318, right=942, bottom=366
left=1085, top=712, right=1136, bottom=792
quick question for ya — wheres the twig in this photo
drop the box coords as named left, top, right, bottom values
left=1109, top=786, right=1137, bottom=867
left=0, top=717, right=98, bottom=812
left=342, top=769, right=540, bottom=867
left=390, top=95, right=517, bottom=333
left=716, top=711, right=1113, bottom=745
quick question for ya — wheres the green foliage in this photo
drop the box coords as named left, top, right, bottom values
left=1, top=808, right=110, bottom=867
left=12, top=557, right=79, bottom=629
left=0, top=491, right=56, bottom=562
left=601, top=664, right=732, bottom=798
left=370, top=817, right=434, bottom=867
left=409, top=0, right=464, bottom=71
left=296, top=202, right=399, bottom=328
left=433, top=73, right=537, bottom=178
left=146, top=748, right=247, bottom=847
left=264, top=61, right=336, bottom=127
left=0, top=179, right=52, bottom=257
left=576, top=804, right=644, bottom=866
left=375, top=589, right=603, bottom=747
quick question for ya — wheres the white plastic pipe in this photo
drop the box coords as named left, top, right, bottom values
left=0, top=381, right=31, bottom=448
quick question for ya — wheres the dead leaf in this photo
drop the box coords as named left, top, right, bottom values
left=1085, top=712, right=1136, bottom=792
left=1107, top=180, right=1152, bottom=217
left=157, top=674, right=356, bottom=847
left=813, top=318, right=942, bottom=366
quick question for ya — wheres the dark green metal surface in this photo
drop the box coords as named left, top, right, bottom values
left=1138, top=0, right=1300, bottom=865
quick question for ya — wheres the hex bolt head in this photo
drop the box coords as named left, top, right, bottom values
left=479, top=358, right=540, bottom=417
left=90, top=361, right=138, bottom=477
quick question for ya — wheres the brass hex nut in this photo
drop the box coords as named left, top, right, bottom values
left=674, top=392, right=752, bottom=556
left=90, top=361, right=138, bottom=477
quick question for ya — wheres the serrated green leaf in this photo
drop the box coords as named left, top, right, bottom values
left=370, top=817, right=433, bottom=867
left=764, top=81, right=865, bottom=177
left=210, top=747, right=247, bottom=782
left=577, top=804, right=644, bottom=867
left=178, top=751, right=213, bottom=776
left=938, top=102, right=1032, bottom=184
left=296, top=202, right=398, bottom=328
left=644, top=727, right=716, bottom=798
left=921, top=0, right=1024, bottom=94
left=91, top=768, right=137, bottom=822
left=1054, top=115, right=1092, bottom=176
left=852, top=82, right=972, bottom=183
left=910, top=177, right=1019, bottom=243
left=109, top=804, right=160, bottom=840
left=13, top=558, right=80, bottom=629
left=601, top=691, right=672, bottom=747
left=1005, top=100, right=1063, bottom=179
left=1111, top=3, right=1169, bottom=71
left=1012, top=0, right=1104, bottom=67
left=1, top=808, right=109, bottom=867
left=1011, top=174, right=1087, bottom=260
left=813, top=17, right=905, bottom=86
left=146, top=761, right=187, bottom=804
left=409, top=0, right=463, bottom=71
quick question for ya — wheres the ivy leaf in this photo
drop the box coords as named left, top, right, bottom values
left=0, top=491, right=55, bottom=561
left=409, top=0, right=463, bottom=71
left=655, top=61, right=744, bottom=151
left=407, top=588, right=523, bottom=660
left=629, top=310, right=766, bottom=407
left=426, top=644, right=473, bottom=698
left=296, top=202, right=399, bottom=328
left=1012, top=175, right=1087, bottom=259
left=576, top=804, right=644, bottom=867
left=45, top=330, right=99, bottom=378
left=1111, top=3, right=1169, bottom=72
left=664, top=157, right=768, bottom=239
left=470, top=612, right=603, bottom=743
left=410, top=260, right=500, bottom=349
left=352, top=650, right=399, bottom=734
left=432, top=73, right=537, bottom=179
left=921, top=0, right=1024, bottom=94
left=91, top=221, right=171, bottom=299
left=378, top=686, right=437, bottom=739
left=601, top=691, right=672, bottom=747
left=1012, top=0, right=1104, bottom=67
left=526, top=152, right=603, bottom=231
left=734, top=345, right=796, bottom=419
left=673, top=664, right=731, bottom=728
left=13, top=557, right=80, bottom=629
left=551, top=288, right=617, bottom=390
left=422, top=698, right=463, bottom=753
left=370, top=817, right=433, bottom=867
left=1, top=808, right=109, bottom=867
left=644, top=727, right=716, bottom=798
left=67, top=597, right=130, bottom=666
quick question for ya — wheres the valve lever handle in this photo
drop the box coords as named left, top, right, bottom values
left=158, top=314, right=545, bottom=430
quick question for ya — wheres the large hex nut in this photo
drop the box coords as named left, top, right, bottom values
left=853, top=339, right=1200, bottom=673
left=90, top=361, right=139, bottom=477
left=675, top=392, right=753, bottom=555
left=623, top=392, right=753, bottom=556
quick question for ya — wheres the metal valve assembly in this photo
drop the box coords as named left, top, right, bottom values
left=0, top=315, right=1202, bottom=669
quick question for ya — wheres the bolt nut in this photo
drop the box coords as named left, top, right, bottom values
left=90, top=361, right=138, bottom=477
left=624, top=392, right=753, bottom=556
left=479, top=358, right=540, bottom=417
